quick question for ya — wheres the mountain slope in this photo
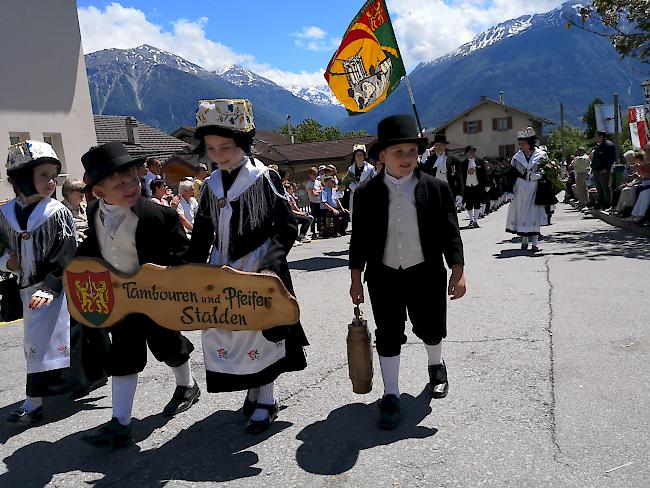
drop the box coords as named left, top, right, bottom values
left=339, top=1, right=649, bottom=133
left=86, top=45, right=345, bottom=132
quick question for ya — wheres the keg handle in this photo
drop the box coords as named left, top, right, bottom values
left=354, top=305, right=362, bottom=322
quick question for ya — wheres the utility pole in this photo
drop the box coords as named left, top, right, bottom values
left=560, top=102, right=566, bottom=161
left=286, top=115, right=294, bottom=144
left=613, top=93, right=620, bottom=162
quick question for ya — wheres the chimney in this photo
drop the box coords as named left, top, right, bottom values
left=480, top=95, right=487, bottom=102
left=126, top=116, right=140, bottom=145
left=499, top=91, right=505, bottom=104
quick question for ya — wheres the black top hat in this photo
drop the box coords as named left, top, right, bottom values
left=368, top=115, right=428, bottom=160
left=432, top=133, right=449, bottom=145
left=81, top=142, right=135, bottom=191
left=464, top=145, right=477, bottom=154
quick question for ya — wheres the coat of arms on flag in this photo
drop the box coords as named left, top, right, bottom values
left=325, top=0, right=406, bottom=115
left=628, top=105, right=649, bottom=149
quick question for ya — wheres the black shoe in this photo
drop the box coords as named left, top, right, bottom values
left=474, top=221, right=480, bottom=228
left=81, top=418, right=132, bottom=448
left=468, top=221, right=476, bottom=229
left=242, top=396, right=257, bottom=418
left=378, top=394, right=400, bottom=430
left=429, top=361, right=449, bottom=399
left=244, top=402, right=279, bottom=435
left=6, top=407, right=43, bottom=426
left=71, top=377, right=108, bottom=400
left=531, top=246, right=540, bottom=253
left=163, top=382, right=201, bottom=416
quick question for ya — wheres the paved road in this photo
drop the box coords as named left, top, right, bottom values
left=0, top=203, right=648, bottom=487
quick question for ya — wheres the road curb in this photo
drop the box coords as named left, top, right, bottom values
left=0, top=319, right=21, bottom=327
left=588, top=209, right=650, bottom=238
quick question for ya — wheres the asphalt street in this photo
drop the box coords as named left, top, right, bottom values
left=0, top=203, right=648, bottom=487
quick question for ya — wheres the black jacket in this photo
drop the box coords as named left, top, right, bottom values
left=77, top=197, right=189, bottom=266
left=591, top=140, right=616, bottom=172
left=420, top=151, right=464, bottom=197
left=460, top=159, right=489, bottom=189
left=349, top=169, right=464, bottom=278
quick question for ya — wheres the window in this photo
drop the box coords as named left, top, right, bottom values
left=9, top=132, right=30, bottom=145
left=42, top=133, right=66, bottom=174
left=499, top=144, right=516, bottom=158
left=463, top=120, right=483, bottom=134
left=43, top=135, right=53, bottom=146
left=493, top=116, right=513, bottom=131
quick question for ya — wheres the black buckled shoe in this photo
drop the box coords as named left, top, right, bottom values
left=5, top=407, right=43, bottom=426
left=244, top=402, right=279, bottom=435
left=428, top=361, right=449, bottom=399
left=378, top=394, right=401, bottom=430
left=242, top=397, right=257, bottom=418
left=81, top=418, right=132, bottom=448
left=163, top=382, right=201, bottom=416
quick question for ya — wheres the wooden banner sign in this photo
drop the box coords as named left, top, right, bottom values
left=63, top=257, right=300, bottom=331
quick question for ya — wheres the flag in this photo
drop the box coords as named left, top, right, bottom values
left=628, top=105, right=648, bottom=149
left=325, top=0, right=406, bottom=115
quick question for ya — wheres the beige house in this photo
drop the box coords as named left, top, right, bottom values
left=434, top=97, right=554, bottom=159
left=0, top=0, right=97, bottom=199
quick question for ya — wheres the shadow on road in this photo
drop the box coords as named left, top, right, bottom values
left=295, top=388, right=436, bottom=475
left=289, top=257, right=348, bottom=271
left=541, top=228, right=650, bottom=261
left=493, top=249, right=545, bottom=259
left=323, top=250, right=349, bottom=257
left=0, top=394, right=108, bottom=445
left=0, top=409, right=291, bottom=486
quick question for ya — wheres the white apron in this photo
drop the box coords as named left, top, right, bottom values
left=21, top=283, right=71, bottom=374
left=201, top=158, right=287, bottom=376
left=506, top=149, right=548, bottom=234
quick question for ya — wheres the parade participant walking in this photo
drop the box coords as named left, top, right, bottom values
left=349, top=115, right=466, bottom=430
left=78, top=142, right=199, bottom=448
left=305, top=167, right=322, bottom=239
left=0, top=141, right=108, bottom=427
left=420, top=133, right=464, bottom=209
left=461, top=146, right=489, bottom=228
left=186, top=99, right=308, bottom=434
left=347, top=144, right=376, bottom=216
left=505, top=127, right=548, bottom=252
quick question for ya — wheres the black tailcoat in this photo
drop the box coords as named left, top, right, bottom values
left=420, top=151, right=464, bottom=198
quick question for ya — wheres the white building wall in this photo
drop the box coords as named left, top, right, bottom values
left=0, top=0, right=96, bottom=199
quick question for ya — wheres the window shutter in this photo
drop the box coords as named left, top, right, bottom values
left=477, top=120, right=483, bottom=132
left=463, top=121, right=468, bottom=134
left=507, top=116, right=513, bottom=129
left=492, top=118, right=498, bottom=131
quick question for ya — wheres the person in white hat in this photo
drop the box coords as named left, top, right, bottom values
left=0, top=141, right=109, bottom=427
left=346, top=144, right=376, bottom=216
left=186, top=99, right=308, bottom=434
left=505, top=127, right=549, bottom=252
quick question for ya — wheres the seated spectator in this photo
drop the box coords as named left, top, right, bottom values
left=173, top=179, right=198, bottom=234
left=320, top=176, right=349, bottom=237
left=627, top=154, right=650, bottom=223
left=285, top=182, right=314, bottom=243
left=61, top=178, right=88, bottom=241
left=150, top=179, right=171, bottom=206
left=305, top=166, right=322, bottom=239
left=615, top=152, right=648, bottom=216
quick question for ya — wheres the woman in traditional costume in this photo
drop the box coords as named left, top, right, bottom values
left=505, top=127, right=549, bottom=252
left=187, top=99, right=308, bottom=434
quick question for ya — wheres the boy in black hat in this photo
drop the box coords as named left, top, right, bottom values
left=77, top=142, right=199, bottom=448
left=349, top=115, right=466, bottom=430
left=461, top=146, right=489, bottom=228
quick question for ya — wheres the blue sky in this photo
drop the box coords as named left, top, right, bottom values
left=77, top=0, right=565, bottom=89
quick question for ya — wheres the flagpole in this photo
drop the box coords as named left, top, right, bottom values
left=403, top=75, right=424, bottom=135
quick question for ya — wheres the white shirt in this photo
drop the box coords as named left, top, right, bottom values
left=177, top=196, right=198, bottom=226
left=95, top=209, right=140, bottom=274
left=466, top=159, right=479, bottom=186
left=433, top=154, right=448, bottom=183
left=382, top=173, right=425, bottom=270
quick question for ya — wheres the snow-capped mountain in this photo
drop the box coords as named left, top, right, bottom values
left=290, top=86, right=341, bottom=106
left=85, top=46, right=346, bottom=132
left=341, top=0, right=648, bottom=133
left=86, top=44, right=207, bottom=77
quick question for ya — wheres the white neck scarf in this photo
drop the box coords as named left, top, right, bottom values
left=468, top=159, right=477, bottom=170
left=98, top=199, right=131, bottom=250
left=385, top=171, right=414, bottom=187
left=434, top=153, right=447, bottom=170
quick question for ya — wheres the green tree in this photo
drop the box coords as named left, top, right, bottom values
left=548, top=125, right=591, bottom=160
left=566, top=0, right=650, bottom=64
left=583, top=96, right=605, bottom=139
left=275, top=119, right=367, bottom=142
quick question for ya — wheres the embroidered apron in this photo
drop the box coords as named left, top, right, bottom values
left=21, top=283, right=71, bottom=374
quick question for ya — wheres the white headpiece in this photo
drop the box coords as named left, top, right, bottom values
left=195, top=99, right=255, bottom=133
left=516, top=127, right=536, bottom=139
left=352, top=144, right=367, bottom=154
left=6, top=140, right=60, bottom=173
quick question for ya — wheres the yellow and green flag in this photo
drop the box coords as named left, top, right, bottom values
left=325, top=0, right=406, bottom=115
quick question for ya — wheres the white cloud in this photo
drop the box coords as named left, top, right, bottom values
left=291, top=26, right=340, bottom=52
left=387, top=0, right=566, bottom=68
left=293, top=26, right=327, bottom=40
